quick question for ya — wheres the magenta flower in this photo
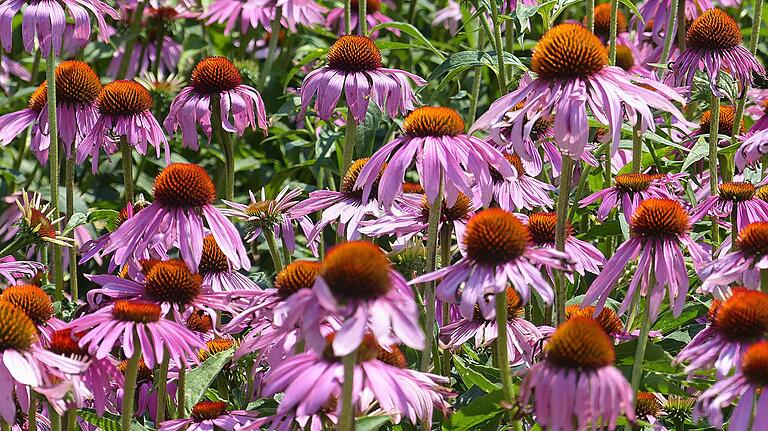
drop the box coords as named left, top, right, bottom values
left=412, top=208, right=572, bottom=319
left=108, top=37, right=182, bottom=80
left=160, top=401, right=264, bottom=431
left=0, top=56, right=30, bottom=94
left=356, top=106, right=514, bottom=209
left=261, top=337, right=451, bottom=425
left=0, top=0, right=117, bottom=56
left=0, top=256, right=44, bottom=285
left=668, top=9, right=764, bottom=97
left=298, top=35, right=426, bottom=124
left=164, top=57, right=268, bottom=150
left=199, top=235, right=259, bottom=291
left=440, top=289, right=542, bottom=366
left=473, top=23, right=688, bottom=159
left=325, top=0, right=396, bottom=38
left=690, top=181, right=768, bottom=230
left=274, top=241, right=424, bottom=356
left=583, top=198, right=709, bottom=321
left=694, top=341, right=768, bottom=428
left=520, top=317, right=634, bottom=430
left=635, top=0, right=711, bottom=44
left=580, top=173, right=676, bottom=223
left=699, top=222, right=768, bottom=297
left=0, top=61, right=101, bottom=165
left=76, top=80, right=169, bottom=173
left=735, top=128, right=768, bottom=172
left=523, top=212, right=605, bottom=280
left=101, top=163, right=250, bottom=272
left=68, top=300, right=205, bottom=368
left=487, top=153, right=554, bottom=211
left=675, top=288, right=768, bottom=377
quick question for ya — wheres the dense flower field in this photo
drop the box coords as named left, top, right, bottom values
left=0, top=0, right=766, bottom=429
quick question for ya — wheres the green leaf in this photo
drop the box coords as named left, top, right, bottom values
left=427, top=50, right=523, bottom=82
left=616, top=0, right=644, bottom=25
left=370, top=22, right=445, bottom=60
left=681, top=136, right=708, bottom=173
left=284, top=47, right=326, bottom=85
left=355, top=415, right=392, bottom=431
left=615, top=339, right=678, bottom=375
left=441, top=389, right=504, bottom=431
left=185, top=348, right=235, bottom=411
left=452, top=355, right=500, bottom=393
left=78, top=408, right=148, bottom=431
left=62, top=212, right=88, bottom=236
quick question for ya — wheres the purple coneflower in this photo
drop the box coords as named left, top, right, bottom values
left=635, top=0, right=711, bottom=44
left=0, top=257, right=44, bottom=285
left=412, top=208, right=572, bottom=319
left=101, top=163, right=250, bottom=272
left=159, top=401, right=264, bottom=431
left=325, top=0, right=395, bottom=38
left=275, top=241, right=424, bottom=356
left=690, top=181, right=768, bottom=230
left=291, top=158, right=385, bottom=242
left=675, top=288, right=768, bottom=376
left=580, top=173, right=675, bottom=223
left=261, top=336, right=450, bottom=425
left=0, top=284, right=57, bottom=341
left=201, top=0, right=325, bottom=34
left=520, top=317, right=634, bottom=430
left=487, top=153, right=554, bottom=211
left=0, top=61, right=101, bottom=165
left=356, top=106, right=514, bottom=209
left=583, top=198, right=709, bottom=320
left=298, top=35, right=426, bottom=124
left=668, top=8, right=764, bottom=96
left=0, top=0, right=117, bottom=55
left=69, top=300, right=205, bottom=368
left=76, top=80, right=169, bottom=173
left=199, top=235, right=258, bottom=291
left=694, top=341, right=768, bottom=428
left=735, top=128, right=768, bottom=172
left=699, top=222, right=768, bottom=297
left=440, top=289, right=542, bottom=366
left=525, top=212, right=605, bottom=280
left=165, top=57, right=267, bottom=150
left=473, top=23, right=687, bottom=158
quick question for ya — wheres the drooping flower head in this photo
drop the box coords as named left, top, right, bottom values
left=298, top=35, right=426, bottom=124
left=199, top=235, right=258, bottom=291
left=0, top=257, right=45, bottom=286
left=700, top=222, right=768, bottom=296
left=412, top=208, right=572, bottom=319
left=580, top=173, right=675, bottom=223
left=691, top=181, right=768, bottom=230
left=473, top=23, right=689, bottom=159
left=583, top=198, right=709, bottom=320
left=486, top=153, right=554, bottom=211
left=520, top=317, right=634, bottom=430
left=668, top=8, right=764, bottom=97
left=165, top=56, right=268, bottom=150
left=102, top=163, right=250, bottom=272
left=357, top=106, right=514, bottom=209
left=526, top=212, right=605, bottom=280
left=676, top=288, right=768, bottom=376
left=0, top=0, right=118, bottom=56
left=159, top=401, right=265, bottom=431
left=77, top=80, right=170, bottom=173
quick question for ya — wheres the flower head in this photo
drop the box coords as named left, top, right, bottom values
left=700, top=222, right=768, bottom=296
left=691, top=181, right=768, bottom=230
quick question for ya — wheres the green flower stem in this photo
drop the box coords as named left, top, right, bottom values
left=468, top=31, right=486, bottom=124
left=46, top=45, right=64, bottom=302
left=420, top=173, right=444, bottom=372
left=489, top=1, right=507, bottom=94
left=607, top=0, right=618, bottom=64
left=28, top=392, right=37, bottom=431
left=632, top=122, right=643, bottom=173
left=49, top=409, right=61, bottom=431
left=656, top=0, right=679, bottom=78
left=676, top=0, right=686, bottom=51
left=211, top=94, right=235, bottom=201
left=630, top=296, right=652, bottom=395
left=120, top=137, right=134, bottom=204
left=341, top=116, right=357, bottom=186
left=495, top=292, right=514, bottom=405
left=585, top=0, right=595, bottom=32
left=439, top=224, right=452, bottom=377
left=65, top=155, right=78, bottom=299
left=359, top=0, right=367, bottom=35
left=65, top=409, right=76, bottom=431
left=345, top=0, right=353, bottom=33
left=504, top=24, right=514, bottom=82
left=708, top=91, right=721, bottom=247
left=338, top=351, right=356, bottom=431
left=555, top=156, right=574, bottom=324
left=258, top=7, right=282, bottom=88
left=155, top=352, right=170, bottom=424
left=264, top=228, right=284, bottom=273
left=761, top=269, right=768, bottom=293
left=176, top=364, right=186, bottom=419
left=120, top=333, right=141, bottom=431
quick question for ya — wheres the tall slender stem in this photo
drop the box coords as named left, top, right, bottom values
left=120, top=138, right=134, bottom=204
left=761, top=269, right=768, bottom=294
left=341, top=117, right=357, bottom=182
left=495, top=292, right=513, bottom=403
left=358, top=0, right=367, bottom=35
left=46, top=46, right=63, bottom=301
left=264, top=229, right=284, bottom=272
left=676, top=0, right=686, bottom=52
left=709, top=91, right=721, bottom=246
left=65, top=409, right=76, bottom=431
left=211, top=94, right=235, bottom=201
left=489, top=1, right=508, bottom=94
left=155, top=352, right=170, bottom=425
left=28, top=392, right=37, bottom=431
left=607, top=0, right=618, bottom=64
left=176, top=364, right=186, bottom=419
left=420, top=174, right=444, bottom=372
left=345, top=0, right=353, bottom=33
left=338, top=351, right=356, bottom=431
left=258, top=7, right=283, bottom=88
left=439, top=224, right=452, bottom=377
left=120, top=334, right=141, bottom=431
left=630, top=296, right=652, bottom=394
left=49, top=409, right=61, bottom=431
left=555, top=156, right=573, bottom=324
left=468, top=31, right=486, bottom=124
left=65, top=156, right=77, bottom=299
left=656, top=0, right=679, bottom=78
left=585, top=0, right=595, bottom=32
left=631, top=122, right=642, bottom=173
left=503, top=24, right=514, bottom=82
